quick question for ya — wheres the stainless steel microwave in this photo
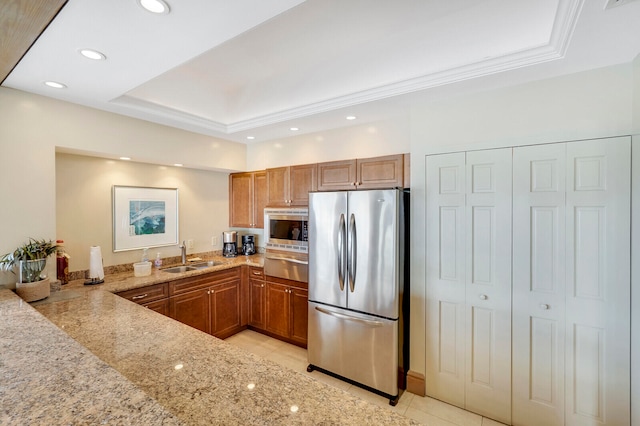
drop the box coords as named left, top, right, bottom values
left=263, top=207, right=308, bottom=253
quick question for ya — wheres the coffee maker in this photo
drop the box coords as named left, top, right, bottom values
left=222, top=231, right=237, bottom=257
left=241, top=235, right=256, bottom=255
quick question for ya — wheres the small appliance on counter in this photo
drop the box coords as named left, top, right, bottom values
left=241, top=235, right=256, bottom=255
left=222, top=231, right=238, bottom=257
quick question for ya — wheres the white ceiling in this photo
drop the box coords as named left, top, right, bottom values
left=4, top=0, right=640, bottom=144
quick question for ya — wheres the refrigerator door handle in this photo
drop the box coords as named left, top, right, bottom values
left=314, top=306, right=384, bottom=327
left=348, top=213, right=357, bottom=292
left=337, top=213, right=346, bottom=291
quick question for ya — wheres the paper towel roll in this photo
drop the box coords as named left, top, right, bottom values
left=89, top=246, right=104, bottom=280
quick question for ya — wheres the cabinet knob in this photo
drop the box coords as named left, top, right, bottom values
left=540, top=304, right=550, bottom=310
left=261, top=284, right=265, bottom=288
left=479, top=294, right=488, bottom=300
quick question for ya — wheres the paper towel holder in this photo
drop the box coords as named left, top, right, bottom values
left=84, top=276, right=104, bottom=285
left=85, top=245, right=105, bottom=286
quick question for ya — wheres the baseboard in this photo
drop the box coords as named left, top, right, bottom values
left=406, top=370, right=425, bottom=396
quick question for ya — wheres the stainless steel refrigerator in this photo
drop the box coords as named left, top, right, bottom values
left=306, top=188, right=409, bottom=405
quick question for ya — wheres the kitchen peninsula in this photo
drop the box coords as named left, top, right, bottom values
left=1, top=255, right=417, bottom=425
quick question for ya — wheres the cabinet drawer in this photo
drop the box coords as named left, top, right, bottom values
left=249, top=267, right=265, bottom=280
left=170, top=267, right=241, bottom=295
left=117, top=283, right=168, bottom=304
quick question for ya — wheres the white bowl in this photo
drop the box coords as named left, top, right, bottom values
left=133, top=261, right=152, bottom=277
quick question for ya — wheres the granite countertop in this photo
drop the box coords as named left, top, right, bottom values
left=1, top=254, right=418, bottom=425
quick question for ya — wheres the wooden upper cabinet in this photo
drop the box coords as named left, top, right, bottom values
left=317, top=154, right=407, bottom=191
left=267, top=164, right=317, bottom=207
left=316, top=159, right=356, bottom=191
left=229, top=171, right=266, bottom=228
left=357, top=154, right=405, bottom=189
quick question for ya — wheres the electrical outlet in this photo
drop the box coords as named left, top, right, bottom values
left=187, top=239, right=194, bottom=249
left=211, top=236, right=218, bottom=246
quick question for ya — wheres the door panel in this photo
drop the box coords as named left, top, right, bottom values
left=347, top=189, right=400, bottom=318
left=464, top=149, right=512, bottom=424
left=512, top=143, right=566, bottom=426
left=426, top=153, right=466, bottom=407
left=308, top=191, right=347, bottom=308
left=565, top=138, right=630, bottom=426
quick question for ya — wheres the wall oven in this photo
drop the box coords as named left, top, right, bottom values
left=263, top=207, right=308, bottom=282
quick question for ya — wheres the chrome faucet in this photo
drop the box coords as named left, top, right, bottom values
left=179, top=241, right=187, bottom=265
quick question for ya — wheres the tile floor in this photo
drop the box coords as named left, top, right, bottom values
left=225, top=329, right=507, bottom=426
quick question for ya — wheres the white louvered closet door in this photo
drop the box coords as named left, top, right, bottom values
left=426, top=149, right=512, bottom=424
left=426, top=152, right=466, bottom=408
left=564, top=138, right=630, bottom=426
left=512, top=143, right=567, bottom=426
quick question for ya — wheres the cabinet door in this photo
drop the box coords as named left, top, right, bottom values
left=170, top=289, right=210, bottom=334
left=249, top=278, right=266, bottom=330
left=290, top=164, right=317, bottom=206
left=253, top=171, right=267, bottom=228
left=266, top=167, right=289, bottom=207
left=266, top=282, right=290, bottom=338
left=229, top=172, right=254, bottom=228
left=289, top=287, right=308, bottom=346
left=317, top=159, right=356, bottom=191
left=357, top=154, right=404, bottom=189
left=210, top=280, right=241, bottom=339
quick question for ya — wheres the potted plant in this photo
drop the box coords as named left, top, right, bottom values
left=0, top=238, right=59, bottom=302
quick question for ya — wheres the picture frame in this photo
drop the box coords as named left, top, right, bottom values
left=112, top=185, right=179, bottom=252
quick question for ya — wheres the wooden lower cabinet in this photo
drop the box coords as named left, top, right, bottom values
left=116, top=283, right=169, bottom=317
left=169, top=269, right=244, bottom=339
left=117, top=266, right=308, bottom=346
left=265, top=277, right=308, bottom=347
left=169, top=288, right=210, bottom=333
left=209, top=280, right=241, bottom=339
left=248, top=267, right=266, bottom=330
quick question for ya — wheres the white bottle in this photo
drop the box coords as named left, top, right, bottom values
left=154, top=252, right=163, bottom=268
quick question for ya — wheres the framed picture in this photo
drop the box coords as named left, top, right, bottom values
left=112, top=186, right=179, bottom=252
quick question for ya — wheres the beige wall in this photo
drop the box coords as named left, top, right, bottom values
left=56, top=153, right=229, bottom=271
left=246, top=115, right=410, bottom=170
left=0, top=88, right=245, bottom=286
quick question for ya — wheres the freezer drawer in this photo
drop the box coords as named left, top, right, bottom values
left=307, top=301, right=398, bottom=397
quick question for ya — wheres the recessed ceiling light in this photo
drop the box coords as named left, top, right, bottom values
left=173, top=163, right=183, bottom=167
left=138, top=0, right=170, bottom=14
left=119, top=157, right=131, bottom=161
left=246, top=136, right=255, bottom=140
left=79, top=49, right=106, bottom=60
left=346, top=115, right=357, bottom=120
left=290, top=127, right=299, bottom=131
left=44, top=81, right=66, bottom=89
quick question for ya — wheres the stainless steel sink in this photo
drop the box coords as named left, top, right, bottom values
left=187, top=261, right=219, bottom=269
left=163, top=265, right=198, bottom=273
left=162, top=261, right=220, bottom=273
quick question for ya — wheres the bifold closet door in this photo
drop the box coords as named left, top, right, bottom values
left=564, top=138, right=630, bottom=426
left=464, top=149, right=512, bottom=424
left=426, top=152, right=466, bottom=407
left=512, top=143, right=567, bottom=426
left=512, top=137, right=631, bottom=426
left=426, top=149, right=512, bottom=424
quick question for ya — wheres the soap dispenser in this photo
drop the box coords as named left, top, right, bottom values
left=154, top=252, right=163, bottom=268
left=141, top=247, right=149, bottom=263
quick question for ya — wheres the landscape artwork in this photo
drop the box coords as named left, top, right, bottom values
left=129, top=200, right=166, bottom=236
left=113, top=186, right=179, bottom=252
